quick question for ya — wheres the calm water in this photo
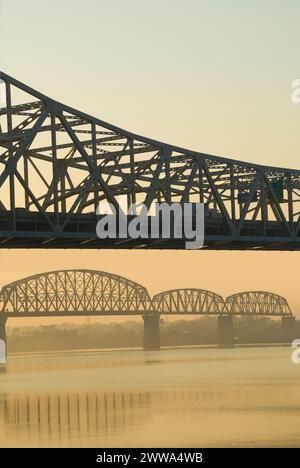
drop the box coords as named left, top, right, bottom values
left=0, top=346, right=299, bottom=447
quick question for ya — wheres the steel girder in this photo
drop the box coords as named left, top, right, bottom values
left=0, top=269, right=151, bottom=316
left=225, top=291, right=293, bottom=317
left=152, top=289, right=293, bottom=316
left=152, top=288, right=225, bottom=315
left=1, top=72, right=300, bottom=249
left=0, top=270, right=293, bottom=317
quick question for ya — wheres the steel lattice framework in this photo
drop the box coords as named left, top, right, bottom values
left=0, top=271, right=294, bottom=317
left=152, top=288, right=225, bottom=315
left=225, top=291, right=292, bottom=317
left=1, top=72, right=300, bottom=249
left=0, top=269, right=151, bottom=317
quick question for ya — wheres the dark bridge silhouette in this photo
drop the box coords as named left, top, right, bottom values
left=0, top=269, right=151, bottom=317
left=0, top=269, right=295, bottom=360
left=152, top=289, right=225, bottom=315
left=225, top=291, right=292, bottom=316
left=1, top=71, right=300, bottom=250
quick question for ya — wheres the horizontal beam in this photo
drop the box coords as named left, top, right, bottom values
left=0, top=312, right=293, bottom=317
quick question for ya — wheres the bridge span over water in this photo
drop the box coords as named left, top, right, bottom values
left=1, top=72, right=300, bottom=250
left=0, top=270, right=295, bottom=359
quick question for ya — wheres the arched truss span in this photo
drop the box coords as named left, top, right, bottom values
left=0, top=270, right=151, bottom=316
left=152, top=288, right=225, bottom=314
left=225, top=291, right=293, bottom=317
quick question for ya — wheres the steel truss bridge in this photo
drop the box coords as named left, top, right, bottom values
left=1, top=72, right=300, bottom=250
left=0, top=269, right=293, bottom=318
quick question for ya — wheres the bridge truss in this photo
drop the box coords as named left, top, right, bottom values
left=225, top=291, right=292, bottom=317
left=0, top=270, right=151, bottom=317
left=0, top=270, right=293, bottom=318
left=152, top=288, right=225, bottom=315
left=1, top=72, right=300, bottom=249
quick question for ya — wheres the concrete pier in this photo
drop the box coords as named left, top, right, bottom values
left=281, top=316, right=296, bottom=341
left=218, top=315, right=234, bottom=348
left=143, top=315, right=160, bottom=351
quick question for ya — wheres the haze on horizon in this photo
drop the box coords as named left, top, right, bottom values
left=0, top=0, right=299, bottom=325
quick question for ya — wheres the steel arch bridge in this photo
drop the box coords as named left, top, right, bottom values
left=0, top=269, right=151, bottom=317
left=0, top=271, right=294, bottom=318
left=152, top=288, right=225, bottom=315
left=1, top=72, right=300, bottom=250
left=224, top=291, right=293, bottom=317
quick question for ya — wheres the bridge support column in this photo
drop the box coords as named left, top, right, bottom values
left=0, top=317, right=7, bottom=364
left=218, top=316, right=234, bottom=348
left=281, top=316, right=296, bottom=341
left=143, top=315, right=160, bottom=351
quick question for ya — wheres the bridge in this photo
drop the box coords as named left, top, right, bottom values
left=0, top=269, right=151, bottom=317
left=0, top=269, right=295, bottom=361
left=1, top=71, right=300, bottom=250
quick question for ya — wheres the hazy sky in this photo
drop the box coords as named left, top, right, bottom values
left=0, top=0, right=300, bottom=323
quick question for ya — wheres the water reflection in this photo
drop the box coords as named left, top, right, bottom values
left=0, top=388, right=253, bottom=446
left=1, top=391, right=154, bottom=443
left=4, top=351, right=162, bottom=374
left=0, top=389, right=216, bottom=440
left=0, top=348, right=300, bottom=447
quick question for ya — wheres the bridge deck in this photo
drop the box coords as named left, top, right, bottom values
left=0, top=213, right=300, bottom=250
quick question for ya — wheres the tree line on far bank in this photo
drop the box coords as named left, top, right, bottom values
left=6, top=316, right=299, bottom=353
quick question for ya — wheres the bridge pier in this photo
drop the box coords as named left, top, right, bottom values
left=281, top=316, right=296, bottom=341
left=0, top=317, right=7, bottom=364
left=218, top=316, right=234, bottom=348
left=143, top=315, right=160, bottom=351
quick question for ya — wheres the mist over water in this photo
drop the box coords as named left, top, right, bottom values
left=0, top=346, right=300, bottom=447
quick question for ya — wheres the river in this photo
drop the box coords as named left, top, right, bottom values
left=0, top=345, right=299, bottom=447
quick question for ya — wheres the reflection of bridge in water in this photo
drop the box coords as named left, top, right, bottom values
left=0, top=388, right=247, bottom=447
left=0, top=270, right=296, bottom=360
left=0, top=391, right=154, bottom=446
